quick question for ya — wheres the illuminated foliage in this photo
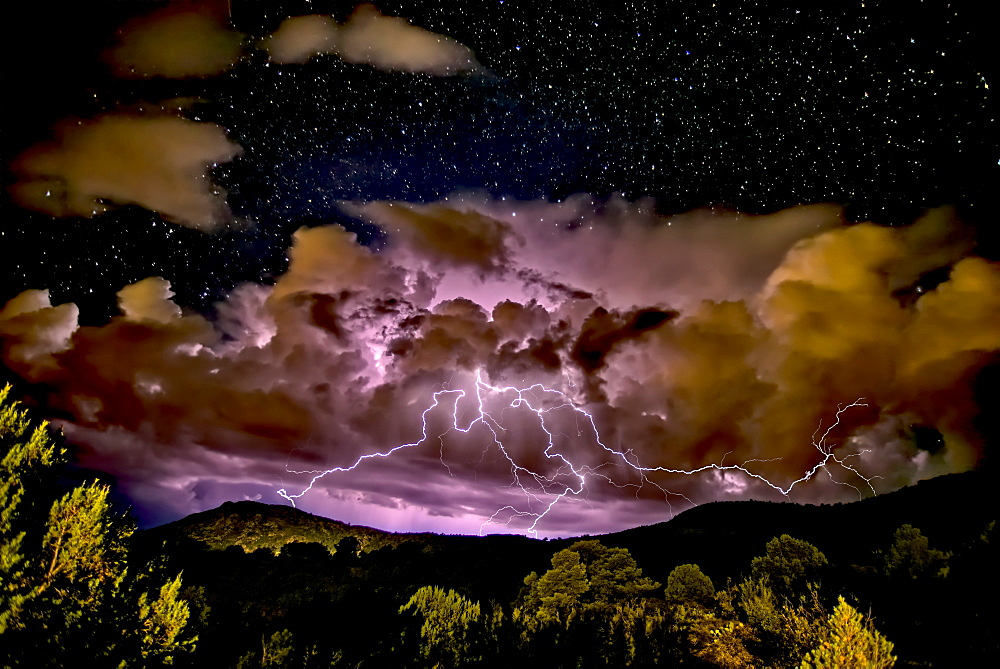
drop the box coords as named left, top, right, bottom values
left=399, top=585, right=483, bottom=667
left=516, top=540, right=658, bottom=629
left=670, top=603, right=756, bottom=668
left=519, top=548, right=589, bottom=628
left=800, top=596, right=895, bottom=668
left=0, top=386, right=195, bottom=667
left=0, top=385, right=64, bottom=635
left=734, top=576, right=823, bottom=664
left=138, top=573, right=196, bottom=663
left=665, top=563, right=716, bottom=608
left=512, top=540, right=663, bottom=665
left=750, top=534, right=827, bottom=599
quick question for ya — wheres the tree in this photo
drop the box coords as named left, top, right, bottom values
left=735, top=575, right=824, bottom=664
left=137, top=573, right=197, bottom=663
left=513, top=540, right=661, bottom=665
left=668, top=603, right=756, bottom=668
left=0, top=386, right=195, bottom=666
left=739, top=536, right=829, bottom=667
left=237, top=629, right=295, bottom=668
left=576, top=540, right=660, bottom=607
left=884, top=524, right=949, bottom=580
left=0, top=385, right=64, bottom=634
left=521, top=548, right=589, bottom=627
left=751, top=535, right=827, bottom=600
left=516, top=540, right=659, bottom=629
left=399, top=586, right=483, bottom=668
left=665, top=563, right=716, bottom=608
left=800, top=596, right=896, bottom=668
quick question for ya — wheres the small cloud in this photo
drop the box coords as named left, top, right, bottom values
left=260, top=15, right=340, bottom=65
left=118, top=277, right=183, bottom=324
left=104, top=6, right=245, bottom=78
left=8, top=114, right=242, bottom=231
left=262, top=4, right=481, bottom=75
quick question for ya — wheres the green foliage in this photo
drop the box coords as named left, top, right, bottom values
left=521, top=549, right=589, bottom=627
left=237, top=629, right=295, bottom=668
left=736, top=576, right=825, bottom=665
left=0, top=385, right=65, bottom=634
left=884, top=524, right=949, bottom=580
left=138, top=573, right=197, bottom=662
left=669, top=603, right=756, bottom=668
left=568, top=540, right=661, bottom=606
left=0, top=386, right=195, bottom=667
left=665, top=563, right=715, bottom=608
left=600, top=598, right=672, bottom=665
left=40, top=482, right=132, bottom=593
left=800, top=596, right=895, bottom=668
left=399, top=585, right=483, bottom=667
left=750, top=534, right=827, bottom=599
left=511, top=540, right=663, bottom=665
left=515, top=540, right=659, bottom=633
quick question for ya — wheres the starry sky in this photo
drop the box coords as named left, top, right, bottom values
left=2, top=0, right=998, bottom=536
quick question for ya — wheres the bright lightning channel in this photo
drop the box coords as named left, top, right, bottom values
left=277, top=372, right=877, bottom=537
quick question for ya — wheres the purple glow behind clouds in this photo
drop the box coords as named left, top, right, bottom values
left=3, top=198, right=997, bottom=535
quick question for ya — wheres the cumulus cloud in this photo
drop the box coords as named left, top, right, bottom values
left=2, top=198, right=997, bottom=536
left=262, top=4, right=481, bottom=74
left=104, top=5, right=245, bottom=78
left=8, top=114, right=242, bottom=230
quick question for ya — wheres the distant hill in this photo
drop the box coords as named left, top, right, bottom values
left=141, top=499, right=437, bottom=554
left=599, top=468, right=996, bottom=585
left=139, top=468, right=995, bottom=587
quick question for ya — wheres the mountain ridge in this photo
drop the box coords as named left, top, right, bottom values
left=140, top=468, right=995, bottom=583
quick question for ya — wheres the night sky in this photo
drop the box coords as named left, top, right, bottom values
left=2, top=0, right=998, bottom=536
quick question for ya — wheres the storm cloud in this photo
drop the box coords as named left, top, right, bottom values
left=2, top=198, right=996, bottom=536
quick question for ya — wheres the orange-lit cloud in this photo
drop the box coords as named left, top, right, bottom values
left=105, top=5, right=244, bottom=78
left=8, top=114, right=242, bottom=230
left=262, top=4, right=481, bottom=74
left=2, top=199, right=996, bottom=535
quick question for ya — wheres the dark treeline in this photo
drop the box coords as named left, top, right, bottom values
left=2, top=389, right=998, bottom=667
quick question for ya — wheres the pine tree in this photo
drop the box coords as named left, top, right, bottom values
left=0, top=385, right=196, bottom=666
left=137, top=573, right=196, bottom=663
left=800, top=596, right=896, bottom=668
left=0, top=385, right=64, bottom=634
left=399, top=586, right=483, bottom=667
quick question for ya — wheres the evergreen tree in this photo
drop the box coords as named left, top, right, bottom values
left=800, top=596, right=895, bottom=668
left=137, top=573, right=196, bottom=663
left=513, top=540, right=660, bottom=666
left=399, top=586, right=483, bottom=668
left=0, top=386, right=195, bottom=666
left=0, top=385, right=64, bottom=635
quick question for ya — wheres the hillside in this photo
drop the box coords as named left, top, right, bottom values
left=133, top=470, right=998, bottom=666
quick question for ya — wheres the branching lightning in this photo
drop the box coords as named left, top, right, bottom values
left=278, top=372, right=877, bottom=537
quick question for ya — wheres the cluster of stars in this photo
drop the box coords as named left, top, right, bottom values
left=2, top=0, right=996, bottom=319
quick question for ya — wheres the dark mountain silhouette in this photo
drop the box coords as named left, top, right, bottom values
left=141, top=468, right=994, bottom=585
left=134, top=469, right=997, bottom=666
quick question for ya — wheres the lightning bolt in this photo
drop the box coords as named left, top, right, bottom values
left=278, top=372, right=877, bottom=537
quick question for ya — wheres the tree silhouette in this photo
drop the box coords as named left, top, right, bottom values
left=884, top=524, right=949, bottom=580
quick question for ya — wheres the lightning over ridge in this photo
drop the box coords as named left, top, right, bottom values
left=278, top=372, right=877, bottom=536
